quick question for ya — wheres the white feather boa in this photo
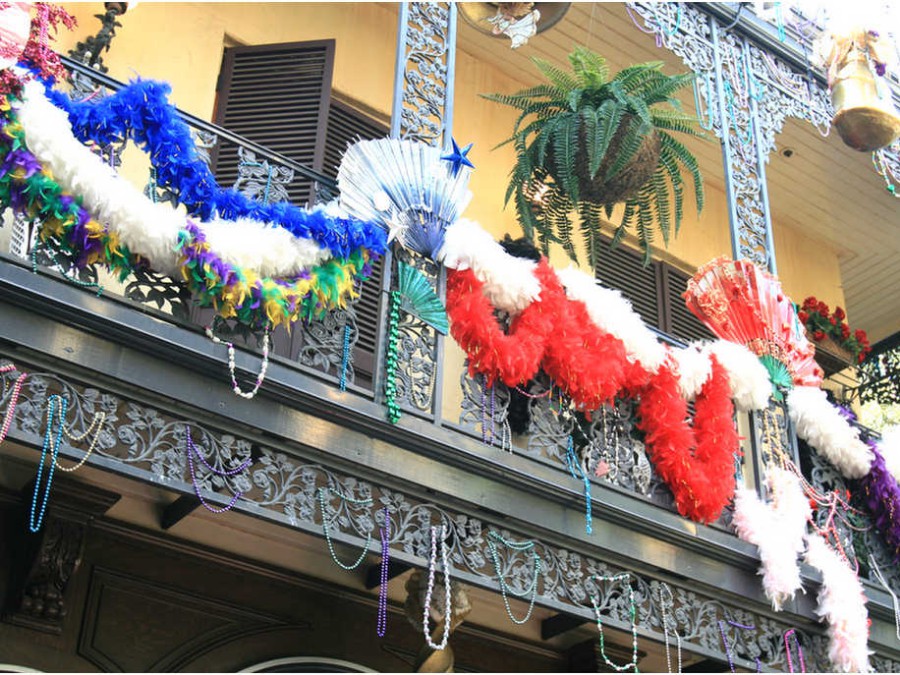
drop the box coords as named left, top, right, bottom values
left=670, top=344, right=711, bottom=401
left=438, top=218, right=540, bottom=314
left=732, top=467, right=809, bottom=611
left=556, top=265, right=668, bottom=372
left=702, top=340, right=772, bottom=412
left=439, top=221, right=773, bottom=408
left=805, top=533, right=872, bottom=673
left=788, top=387, right=874, bottom=479
left=16, top=78, right=332, bottom=277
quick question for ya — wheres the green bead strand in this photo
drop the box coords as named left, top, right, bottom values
left=383, top=289, right=402, bottom=424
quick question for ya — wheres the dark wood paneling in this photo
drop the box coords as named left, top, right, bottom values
left=595, top=237, right=712, bottom=344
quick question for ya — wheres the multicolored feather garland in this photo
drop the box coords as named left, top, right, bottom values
left=0, top=78, right=381, bottom=331
left=43, top=77, right=387, bottom=259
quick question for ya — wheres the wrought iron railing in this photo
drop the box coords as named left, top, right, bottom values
left=3, top=52, right=889, bottom=555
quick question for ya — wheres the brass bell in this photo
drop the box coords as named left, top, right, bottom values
left=831, top=55, right=900, bottom=152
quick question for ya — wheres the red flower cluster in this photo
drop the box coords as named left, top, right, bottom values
left=800, top=297, right=871, bottom=364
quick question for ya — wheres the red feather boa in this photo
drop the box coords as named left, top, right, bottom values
left=446, top=260, right=559, bottom=387
left=446, top=259, right=740, bottom=523
left=636, top=356, right=740, bottom=522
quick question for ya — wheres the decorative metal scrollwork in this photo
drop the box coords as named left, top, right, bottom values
left=0, top=360, right=854, bottom=670
left=298, top=307, right=358, bottom=382
left=391, top=247, right=440, bottom=416
left=393, top=2, right=456, bottom=145
left=122, top=266, right=192, bottom=320
left=234, top=147, right=295, bottom=205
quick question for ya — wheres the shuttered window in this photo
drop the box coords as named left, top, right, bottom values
left=205, top=40, right=388, bottom=389
left=595, top=237, right=713, bottom=344
left=213, top=40, right=335, bottom=205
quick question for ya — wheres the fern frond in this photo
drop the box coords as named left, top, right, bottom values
left=570, top=46, right=609, bottom=88
left=604, top=115, right=649, bottom=181
left=481, top=84, right=563, bottom=105
left=612, top=200, right=636, bottom=248
left=639, top=72, right=696, bottom=105
left=581, top=104, right=598, bottom=175
left=550, top=112, right=580, bottom=201
left=650, top=109, right=708, bottom=138
left=555, top=201, right=578, bottom=260
left=515, top=184, right=538, bottom=241
left=651, top=169, right=672, bottom=246
left=629, top=95, right=653, bottom=129
left=578, top=202, right=605, bottom=269
left=635, top=183, right=656, bottom=264
left=659, top=150, right=685, bottom=233
left=611, top=61, right=663, bottom=92
left=660, top=131, right=704, bottom=213
left=533, top=57, right=579, bottom=91
left=590, top=99, right=624, bottom=178
left=618, top=65, right=668, bottom=95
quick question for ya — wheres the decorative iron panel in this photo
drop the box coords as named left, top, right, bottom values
left=0, top=358, right=859, bottom=671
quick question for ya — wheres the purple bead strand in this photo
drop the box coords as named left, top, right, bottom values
left=184, top=425, right=244, bottom=513
left=185, top=425, right=251, bottom=476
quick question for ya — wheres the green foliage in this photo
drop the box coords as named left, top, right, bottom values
left=482, top=46, right=705, bottom=267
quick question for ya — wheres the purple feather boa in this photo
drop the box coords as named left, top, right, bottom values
left=860, top=441, right=900, bottom=564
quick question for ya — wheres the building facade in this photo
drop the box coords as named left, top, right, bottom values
left=0, top=2, right=899, bottom=672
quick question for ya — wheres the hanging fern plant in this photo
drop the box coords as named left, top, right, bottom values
left=484, top=46, right=705, bottom=266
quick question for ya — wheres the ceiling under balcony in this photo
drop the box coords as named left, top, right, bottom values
left=453, top=2, right=900, bottom=344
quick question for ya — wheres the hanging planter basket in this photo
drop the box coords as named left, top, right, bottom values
left=808, top=331, right=855, bottom=377
left=484, top=48, right=704, bottom=266
left=544, top=121, right=662, bottom=205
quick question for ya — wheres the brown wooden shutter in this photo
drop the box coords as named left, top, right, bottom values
left=350, top=257, right=384, bottom=389
left=322, top=100, right=388, bottom=178
left=206, top=40, right=387, bottom=390
left=320, top=100, right=390, bottom=387
left=660, top=264, right=715, bottom=344
left=213, top=40, right=336, bottom=205
left=594, top=237, right=713, bottom=344
left=595, top=237, right=662, bottom=330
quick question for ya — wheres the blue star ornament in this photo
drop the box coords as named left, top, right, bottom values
left=441, top=138, right=475, bottom=177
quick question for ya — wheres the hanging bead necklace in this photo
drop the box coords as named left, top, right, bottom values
left=718, top=619, right=762, bottom=673
left=376, top=506, right=390, bottom=637
left=185, top=424, right=251, bottom=513
left=869, top=557, right=900, bottom=642
left=588, top=573, right=640, bottom=673
left=873, top=150, right=900, bottom=198
left=479, top=376, right=512, bottom=452
left=383, top=289, right=402, bottom=424
left=565, top=435, right=593, bottom=535
left=339, top=323, right=352, bottom=392
left=486, top=531, right=542, bottom=625
left=318, top=485, right=373, bottom=570
left=657, top=584, right=682, bottom=674
left=783, top=628, right=806, bottom=673
left=55, top=411, right=105, bottom=472
left=31, top=237, right=104, bottom=297
left=0, top=365, right=27, bottom=444
left=423, top=523, right=452, bottom=650
left=205, top=323, right=271, bottom=399
left=29, top=395, right=67, bottom=533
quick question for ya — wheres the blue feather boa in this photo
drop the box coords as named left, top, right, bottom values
left=45, top=79, right=387, bottom=259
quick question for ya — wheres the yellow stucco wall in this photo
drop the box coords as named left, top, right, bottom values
left=55, top=1, right=844, bottom=317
